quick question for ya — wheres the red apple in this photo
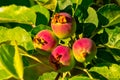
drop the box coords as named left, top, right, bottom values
left=51, top=12, right=76, bottom=39
left=72, top=38, right=97, bottom=63
left=49, top=45, right=75, bottom=72
left=33, top=30, right=58, bottom=52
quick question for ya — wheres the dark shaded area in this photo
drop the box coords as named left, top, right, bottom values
left=97, top=13, right=109, bottom=26
left=0, top=23, right=33, bottom=32
left=30, top=24, right=51, bottom=37
left=35, top=12, right=48, bottom=26
left=109, top=48, right=120, bottom=64
left=60, top=5, right=73, bottom=16
left=100, top=29, right=109, bottom=44
left=70, top=68, right=85, bottom=76
left=91, top=0, right=120, bottom=10
left=92, top=28, right=108, bottom=46
left=83, top=23, right=96, bottom=38
left=75, top=23, right=83, bottom=38
left=92, top=34, right=102, bottom=46
left=49, top=54, right=61, bottom=71
left=0, top=0, right=31, bottom=7
left=97, top=48, right=117, bottom=63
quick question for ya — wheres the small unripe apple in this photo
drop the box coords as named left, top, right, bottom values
left=49, top=45, right=75, bottom=72
left=33, top=30, right=58, bottom=52
left=51, top=12, right=76, bottom=39
left=72, top=38, right=97, bottom=63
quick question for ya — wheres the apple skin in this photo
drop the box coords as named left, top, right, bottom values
left=51, top=12, right=76, bottom=39
left=49, top=45, right=75, bottom=72
left=72, top=38, right=97, bottom=63
left=33, top=30, right=58, bottom=52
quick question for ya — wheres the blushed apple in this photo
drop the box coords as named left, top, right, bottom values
left=51, top=12, right=76, bottom=39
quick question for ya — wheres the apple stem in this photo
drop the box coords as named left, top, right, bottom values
left=83, top=69, right=94, bottom=79
left=75, top=66, right=94, bottom=79
left=69, top=36, right=75, bottom=48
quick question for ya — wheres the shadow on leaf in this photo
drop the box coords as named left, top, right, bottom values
left=36, top=12, right=48, bottom=25
left=90, top=71, right=108, bottom=80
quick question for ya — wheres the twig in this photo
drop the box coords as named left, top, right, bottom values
left=55, top=73, right=61, bottom=80
left=75, top=66, right=94, bottom=79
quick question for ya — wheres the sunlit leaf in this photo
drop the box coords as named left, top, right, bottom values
left=38, top=72, right=58, bottom=80
left=37, top=0, right=57, bottom=11
left=0, top=27, right=34, bottom=50
left=38, top=0, right=49, bottom=3
left=98, top=4, right=120, bottom=27
left=71, top=0, right=82, bottom=5
left=0, top=67, right=12, bottom=80
left=85, top=7, right=98, bottom=27
left=0, top=5, right=36, bottom=25
left=0, top=43, right=24, bottom=79
left=89, top=63, right=120, bottom=79
left=69, top=75, right=90, bottom=80
left=0, top=44, right=18, bottom=78
left=105, top=26, right=120, bottom=49
left=13, top=41, right=24, bottom=80
left=57, top=0, right=72, bottom=10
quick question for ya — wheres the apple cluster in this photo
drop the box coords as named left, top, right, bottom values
left=33, top=12, right=97, bottom=72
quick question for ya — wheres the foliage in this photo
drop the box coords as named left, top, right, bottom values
left=0, top=0, right=120, bottom=80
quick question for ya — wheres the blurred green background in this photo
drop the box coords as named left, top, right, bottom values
left=0, top=0, right=32, bottom=7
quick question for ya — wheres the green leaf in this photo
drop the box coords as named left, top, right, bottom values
left=0, top=27, right=34, bottom=50
left=59, top=38, right=71, bottom=47
left=0, top=44, right=18, bottom=78
left=0, top=67, right=12, bottom=80
left=24, top=68, right=40, bottom=80
left=81, top=0, right=93, bottom=8
left=107, top=48, right=120, bottom=62
left=13, top=41, right=24, bottom=80
left=89, top=63, right=120, bottom=79
left=38, top=71, right=58, bottom=80
left=69, top=75, right=90, bottom=80
left=31, top=5, right=50, bottom=25
left=71, top=0, right=82, bottom=4
left=37, top=0, right=57, bottom=11
left=57, top=0, right=72, bottom=10
left=109, top=64, right=120, bottom=79
left=108, top=15, right=120, bottom=26
left=0, top=43, right=24, bottom=79
left=0, top=27, right=8, bottom=42
left=98, top=4, right=120, bottom=27
left=71, top=0, right=82, bottom=16
left=105, top=26, right=120, bottom=49
left=84, top=7, right=98, bottom=27
left=0, top=5, right=36, bottom=25
left=38, top=0, right=49, bottom=3
left=76, top=0, right=93, bottom=22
